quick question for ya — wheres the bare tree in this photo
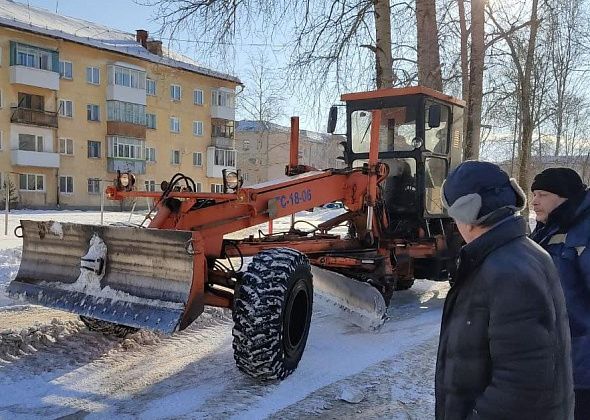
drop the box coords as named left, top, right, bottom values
left=416, top=0, right=443, bottom=90
left=237, top=52, right=286, bottom=123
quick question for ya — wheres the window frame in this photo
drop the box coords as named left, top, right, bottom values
left=59, top=60, right=73, bottom=80
left=193, top=89, right=204, bottom=105
left=19, top=173, right=45, bottom=192
left=170, top=84, right=182, bottom=101
left=87, top=140, right=101, bottom=158
left=87, top=178, right=101, bottom=195
left=86, top=66, right=100, bottom=85
left=59, top=138, right=74, bottom=155
left=146, top=78, right=157, bottom=96
left=193, top=120, right=204, bottom=137
left=87, top=104, right=100, bottom=121
left=192, top=152, right=202, bottom=167
left=58, top=99, right=73, bottom=118
left=59, top=175, right=74, bottom=194
left=170, top=116, right=180, bottom=133
left=171, top=149, right=181, bottom=165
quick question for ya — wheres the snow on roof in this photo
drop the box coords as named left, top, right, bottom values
left=236, top=120, right=332, bottom=142
left=0, top=0, right=241, bottom=84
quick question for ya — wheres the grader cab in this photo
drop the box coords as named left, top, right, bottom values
left=9, top=86, right=464, bottom=380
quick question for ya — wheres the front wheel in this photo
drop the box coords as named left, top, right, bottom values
left=232, top=248, right=313, bottom=380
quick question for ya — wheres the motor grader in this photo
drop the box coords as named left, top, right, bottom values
left=9, top=86, right=465, bottom=380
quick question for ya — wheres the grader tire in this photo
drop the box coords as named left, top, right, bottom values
left=80, top=316, right=138, bottom=338
left=232, top=248, right=313, bottom=380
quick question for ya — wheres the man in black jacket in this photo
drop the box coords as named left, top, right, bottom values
left=436, top=161, right=573, bottom=420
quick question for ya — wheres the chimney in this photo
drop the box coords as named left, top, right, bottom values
left=147, top=40, right=163, bottom=56
left=136, top=29, right=148, bottom=48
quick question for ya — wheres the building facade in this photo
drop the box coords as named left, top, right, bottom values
left=236, top=121, right=345, bottom=185
left=0, top=1, right=240, bottom=208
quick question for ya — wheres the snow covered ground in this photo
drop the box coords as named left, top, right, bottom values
left=0, top=208, right=448, bottom=419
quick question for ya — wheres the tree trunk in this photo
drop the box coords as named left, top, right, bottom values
left=416, top=0, right=443, bottom=91
left=517, top=0, right=540, bottom=216
left=458, top=0, right=469, bottom=139
left=374, top=0, right=394, bottom=88
left=463, top=0, right=484, bottom=160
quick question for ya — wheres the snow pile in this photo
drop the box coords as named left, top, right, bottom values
left=0, top=319, right=83, bottom=363
left=121, top=330, right=164, bottom=350
left=49, top=221, right=64, bottom=239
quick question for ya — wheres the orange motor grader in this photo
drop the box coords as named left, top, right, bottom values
left=9, top=86, right=465, bottom=379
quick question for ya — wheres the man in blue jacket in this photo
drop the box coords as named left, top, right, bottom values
left=436, top=161, right=573, bottom=419
left=531, top=167, right=590, bottom=420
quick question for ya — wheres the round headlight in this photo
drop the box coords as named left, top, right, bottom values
left=119, top=173, right=130, bottom=187
left=411, top=137, right=423, bottom=149
left=225, top=171, right=239, bottom=190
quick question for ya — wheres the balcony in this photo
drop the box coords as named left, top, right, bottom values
left=211, top=105, right=235, bottom=121
left=11, top=107, right=58, bottom=129
left=107, top=121, right=146, bottom=139
left=11, top=149, right=60, bottom=168
left=10, top=66, right=60, bottom=90
left=206, top=146, right=236, bottom=178
left=107, top=84, right=146, bottom=106
left=107, top=158, right=146, bottom=175
left=211, top=136, right=235, bottom=149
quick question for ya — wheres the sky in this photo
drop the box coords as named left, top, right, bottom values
left=19, top=0, right=323, bottom=131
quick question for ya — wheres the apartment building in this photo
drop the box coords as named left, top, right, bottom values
left=236, top=120, right=345, bottom=185
left=0, top=0, right=240, bottom=208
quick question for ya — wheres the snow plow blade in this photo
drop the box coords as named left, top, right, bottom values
left=8, top=220, right=197, bottom=333
left=311, top=266, right=387, bottom=330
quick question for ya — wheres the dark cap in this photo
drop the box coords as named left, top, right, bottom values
left=531, top=168, right=586, bottom=198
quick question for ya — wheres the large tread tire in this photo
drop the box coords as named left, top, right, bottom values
left=232, top=248, right=313, bottom=380
left=80, top=316, right=138, bottom=338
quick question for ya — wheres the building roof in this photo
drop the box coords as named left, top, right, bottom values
left=236, top=120, right=333, bottom=143
left=0, top=0, right=241, bottom=84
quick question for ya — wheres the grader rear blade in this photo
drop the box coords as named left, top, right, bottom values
left=311, top=266, right=387, bottom=330
left=8, top=220, right=196, bottom=333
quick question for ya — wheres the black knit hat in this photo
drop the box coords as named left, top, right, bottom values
left=531, top=168, right=587, bottom=198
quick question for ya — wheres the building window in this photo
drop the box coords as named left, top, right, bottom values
left=87, top=104, right=100, bottom=121
left=19, top=173, right=44, bottom=191
left=107, top=136, right=145, bottom=160
left=11, top=42, right=58, bottom=72
left=193, top=121, right=204, bottom=136
left=106, top=101, right=146, bottom=125
left=0, top=130, right=3, bottom=150
left=146, top=78, right=156, bottom=96
left=193, top=152, right=202, bottom=166
left=18, top=134, right=43, bottom=152
left=170, top=84, right=182, bottom=101
left=88, top=140, right=101, bottom=158
left=170, top=117, right=180, bottom=133
left=196, top=182, right=202, bottom=192
left=214, top=149, right=236, bottom=167
left=86, top=66, right=100, bottom=84
left=146, top=113, right=157, bottom=129
left=243, top=140, right=250, bottom=150
left=109, top=65, right=146, bottom=89
left=211, top=89, right=235, bottom=107
left=58, top=99, right=73, bottom=117
left=59, top=138, right=74, bottom=155
left=59, top=60, right=73, bottom=79
left=146, top=147, right=156, bottom=162
left=88, top=178, right=100, bottom=194
left=59, top=176, right=74, bottom=194
left=171, top=149, right=181, bottom=165
left=145, top=180, right=156, bottom=192
left=211, top=184, right=224, bottom=193
left=193, top=89, right=204, bottom=105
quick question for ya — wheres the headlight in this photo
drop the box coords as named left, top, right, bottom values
left=119, top=173, right=130, bottom=187
left=225, top=171, right=240, bottom=190
left=412, top=137, right=423, bottom=149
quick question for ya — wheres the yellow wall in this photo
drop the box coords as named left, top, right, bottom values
left=0, top=25, right=238, bottom=208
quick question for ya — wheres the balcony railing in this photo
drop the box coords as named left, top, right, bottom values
left=11, top=107, right=58, bottom=128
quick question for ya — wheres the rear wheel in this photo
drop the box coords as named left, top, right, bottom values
left=232, top=248, right=313, bottom=380
left=80, top=316, right=138, bottom=338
